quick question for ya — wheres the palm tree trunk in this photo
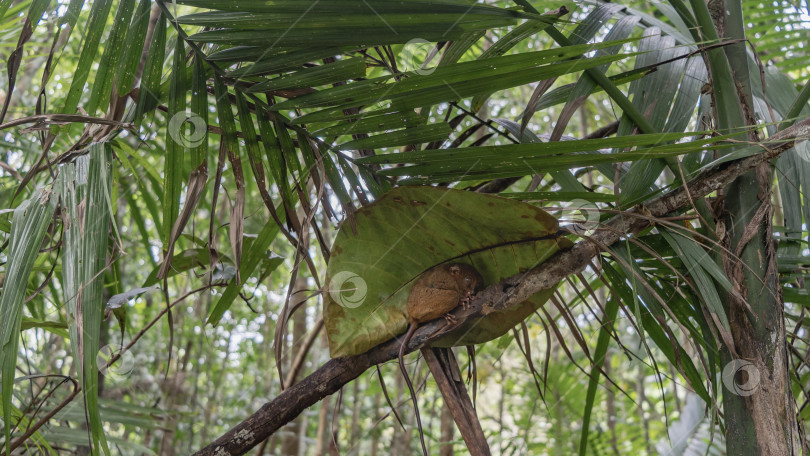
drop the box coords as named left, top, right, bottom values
left=707, top=0, right=801, bottom=453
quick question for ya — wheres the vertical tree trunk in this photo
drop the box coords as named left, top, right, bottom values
left=392, top=372, right=413, bottom=455
left=422, top=348, right=491, bottom=456
left=281, top=277, right=309, bottom=456
left=439, top=400, right=454, bottom=456
left=708, top=1, right=800, bottom=453
left=314, top=331, right=332, bottom=456
left=314, top=385, right=332, bottom=455
left=636, top=369, right=652, bottom=455
left=349, top=379, right=361, bottom=453
left=720, top=166, right=798, bottom=455
left=368, top=393, right=382, bottom=456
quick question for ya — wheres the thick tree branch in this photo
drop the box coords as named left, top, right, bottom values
left=193, top=117, right=810, bottom=456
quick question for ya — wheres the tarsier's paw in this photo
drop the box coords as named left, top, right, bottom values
left=443, top=313, right=458, bottom=325
left=461, top=291, right=474, bottom=310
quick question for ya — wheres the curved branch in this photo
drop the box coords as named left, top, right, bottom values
left=193, top=117, right=810, bottom=456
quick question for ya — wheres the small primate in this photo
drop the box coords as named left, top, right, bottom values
left=398, top=262, right=482, bottom=456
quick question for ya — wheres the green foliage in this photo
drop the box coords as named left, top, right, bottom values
left=0, top=188, right=57, bottom=453
left=0, top=0, right=809, bottom=453
left=58, top=144, right=114, bottom=455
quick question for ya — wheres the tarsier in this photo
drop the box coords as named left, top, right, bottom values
left=398, top=262, right=483, bottom=456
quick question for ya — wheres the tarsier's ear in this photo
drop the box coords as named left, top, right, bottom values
left=449, top=264, right=461, bottom=275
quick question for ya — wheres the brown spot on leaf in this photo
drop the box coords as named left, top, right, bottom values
left=410, top=200, right=426, bottom=206
left=77, top=198, right=87, bottom=236
left=324, top=302, right=346, bottom=340
left=327, top=301, right=346, bottom=320
left=393, top=197, right=405, bottom=204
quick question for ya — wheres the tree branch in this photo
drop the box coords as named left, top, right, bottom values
left=193, top=117, right=810, bottom=456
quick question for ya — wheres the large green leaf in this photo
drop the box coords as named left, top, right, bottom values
left=324, top=186, right=571, bottom=357
left=0, top=187, right=57, bottom=453
left=58, top=143, right=113, bottom=455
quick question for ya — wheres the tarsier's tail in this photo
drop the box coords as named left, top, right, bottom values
left=398, top=323, right=428, bottom=456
